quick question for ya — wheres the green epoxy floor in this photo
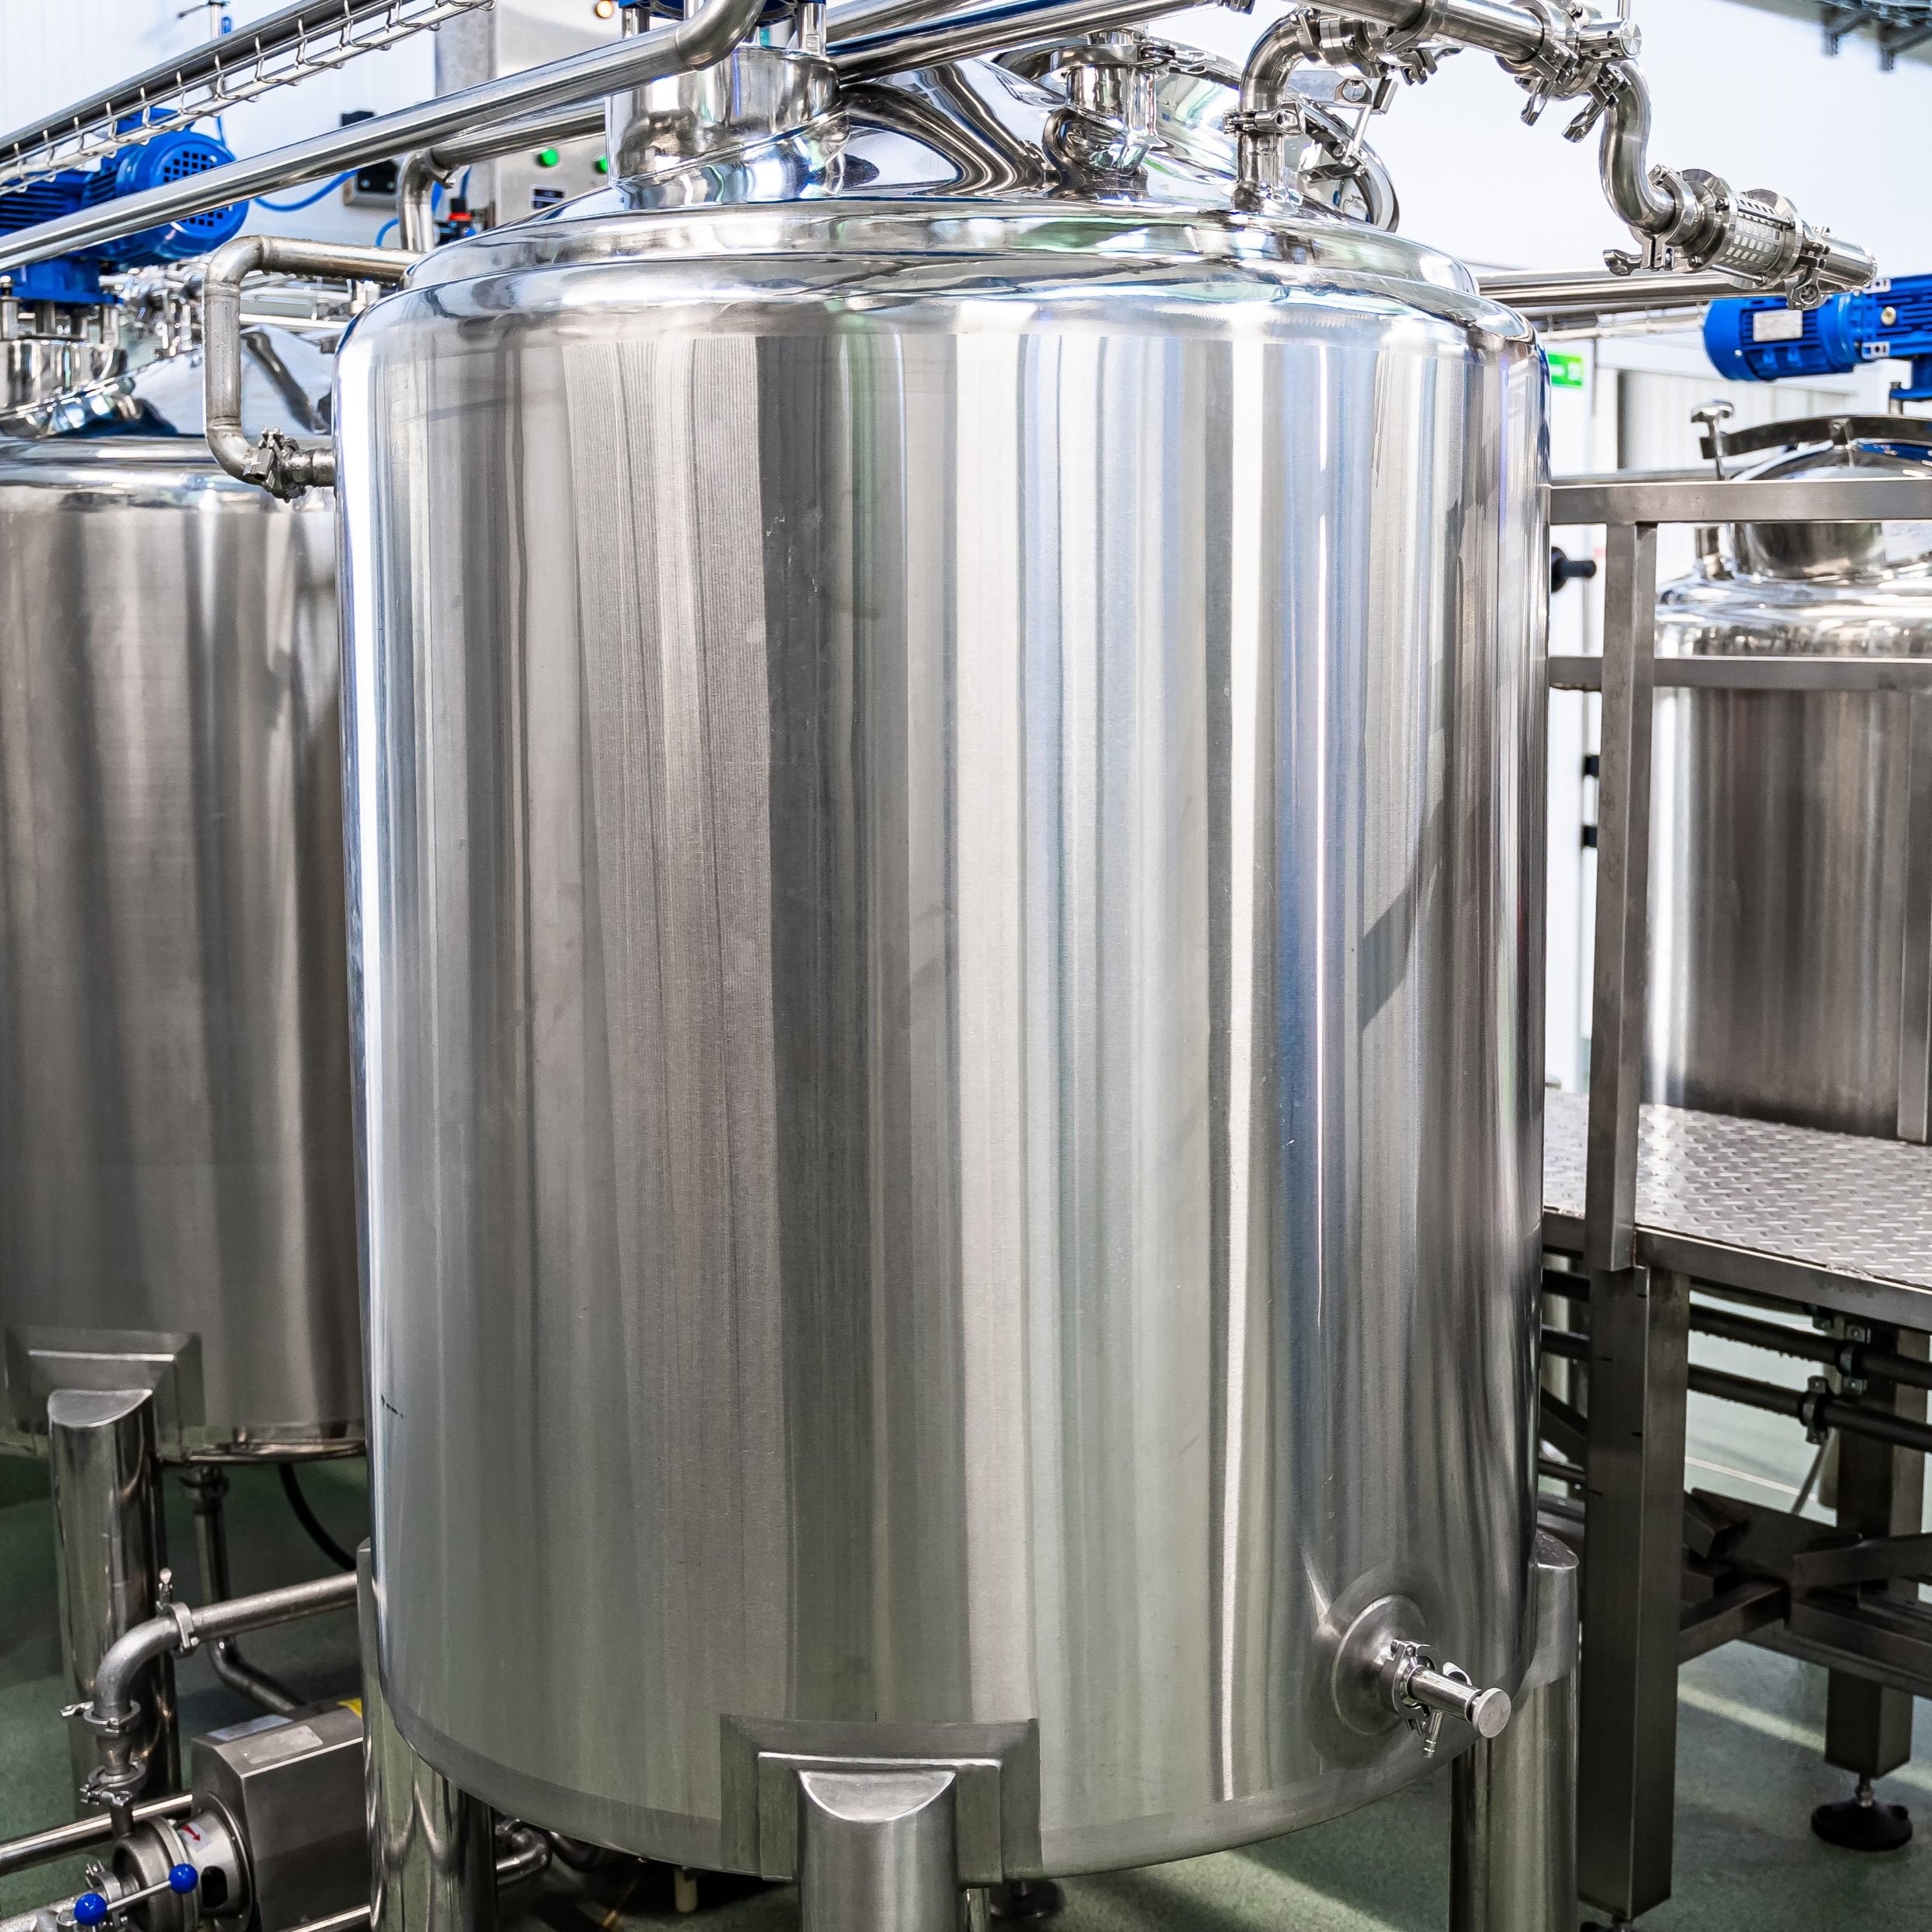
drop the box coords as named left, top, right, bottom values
left=3, top=1452, right=1930, bottom=1932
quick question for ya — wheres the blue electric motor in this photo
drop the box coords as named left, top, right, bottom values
left=1705, top=276, right=1932, bottom=404
left=0, top=124, right=249, bottom=308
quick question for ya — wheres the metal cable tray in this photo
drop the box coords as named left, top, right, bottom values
left=1542, top=1091, right=1932, bottom=1327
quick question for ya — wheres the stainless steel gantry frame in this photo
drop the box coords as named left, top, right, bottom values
left=1549, top=471, right=1932, bottom=1927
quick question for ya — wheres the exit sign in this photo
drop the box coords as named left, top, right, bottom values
left=1546, top=351, right=1587, bottom=390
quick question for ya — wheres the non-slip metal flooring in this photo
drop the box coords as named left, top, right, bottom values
left=1, top=1455, right=1928, bottom=1932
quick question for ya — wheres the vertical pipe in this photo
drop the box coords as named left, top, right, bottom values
left=48, top=1389, right=178, bottom=1814
left=358, top=1546, right=497, bottom=1932
left=796, top=1768, right=959, bottom=1932
left=1451, top=1534, right=1579, bottom=1932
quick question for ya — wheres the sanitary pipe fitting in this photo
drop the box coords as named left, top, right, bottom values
left=203, top=236, right=417, bottom=498
left=72, top=1573, right=358, bottom=1835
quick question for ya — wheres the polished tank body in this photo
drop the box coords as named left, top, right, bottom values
left=340, top=196, right=1547, bottom=1871
left=1648, top=440, right=1932, bottom=1139
left=0, top=437, right=361, bottom=1458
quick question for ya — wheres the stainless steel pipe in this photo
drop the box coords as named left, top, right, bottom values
left=49, top=1391, right=177, bottom=1816
left=1451, top=1534, right=1579, bottom=1932
left=0, top=1793, right=190, bottom=1880
left=0, top=0, right=768, bottom=276
left=360, top=1546, right=498, bottom=1932
left=1476, top=269, right=1758, bottom=320
left=204, top=236, right=413, bottom=494
left=180, top=1470, right=303, bottom=1716
left=396, top=105, right=606, bottom=253
left=84, top=1571, right=358, bottom=1828
left=830, top=0, right=1180, bottom=79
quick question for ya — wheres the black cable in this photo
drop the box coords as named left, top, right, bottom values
left=280, top=1463, right=356, bottom=1571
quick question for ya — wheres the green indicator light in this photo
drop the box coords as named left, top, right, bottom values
left=594, top=155, right=609, bottom=175
left=1546, top=350, right=1586, bottom=391
left=535, top=147, right=561, bottom=167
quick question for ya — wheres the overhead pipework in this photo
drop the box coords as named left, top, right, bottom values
left=0, top=0, right=1880, bottom=311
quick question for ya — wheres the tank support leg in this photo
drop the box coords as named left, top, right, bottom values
left=358, top=1546, right=498, bottom=1932
left=48, top=1388, right=178, bottom=1814
left=1576, top=1266, right=1691, bottom=1923
left=797, top=1768, right=960, bottom=1932
left=1451, top=1533, right=1579, bottom=1932
left=1813, top=1320, right=1925, bottom=1851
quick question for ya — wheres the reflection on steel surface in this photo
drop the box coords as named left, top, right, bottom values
left=0, top=439, right=361, bottom=1459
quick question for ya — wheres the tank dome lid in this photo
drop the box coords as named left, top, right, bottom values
left=1725, top=414, right=1932, bottom=582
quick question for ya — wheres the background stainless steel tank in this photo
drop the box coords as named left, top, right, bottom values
left=340, top=90, right=1546, bottom=1875
left=1648, top=426, right=1932, bottom=1141
left=0, top=428, right=361, bottom=1458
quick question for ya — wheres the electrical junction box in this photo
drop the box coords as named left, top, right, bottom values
left=432, top=0, right=618, bottom=227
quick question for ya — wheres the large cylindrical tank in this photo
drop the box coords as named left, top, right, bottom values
left=340, top=175, right=1546, bottom=1870
left=0, top=428, right=361, bottom=1459
left=1648, top=431, right=1932, bottom=1139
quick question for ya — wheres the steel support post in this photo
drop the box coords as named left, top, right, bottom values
left=1578, top=1267, right=1690, bottom=1921
left=1452, top=1533, right=1580, bottom=1932
left=1582, top=520, right=1658, bottom=1278
left=1574, top=516, right=1689, bottom=1923
left=797, top=1768, right=961, bottom=1932
left=48, top=1388, right=177, bottom=1813
left=358, top=1546, right=498, bottom=1932
left=1824, top=1324, right=1928, bottom=1781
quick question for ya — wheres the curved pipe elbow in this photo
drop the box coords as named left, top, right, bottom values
left=90, top=1617, right=182, bottom=1731
left=1237, top=8, right=1317, bottom=115
left=1596, top=62, right=1677, bottom=238
left=396, top=152, right=451, bottom=256
left=202, top=234, right=414, bottom=495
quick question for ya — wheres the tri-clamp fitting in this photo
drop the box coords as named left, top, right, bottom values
left=1281, top=2, right=1874, bottom=301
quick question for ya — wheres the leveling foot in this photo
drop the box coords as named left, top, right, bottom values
left=988, top=1879, right=1064, bottom=1920
left=1812, top=1776, right=1911, bottom=1853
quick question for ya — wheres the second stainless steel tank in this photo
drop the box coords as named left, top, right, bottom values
left=1649, top=425, right=1932, bottom=1140
left=0, top=424, right=361, bottom=1458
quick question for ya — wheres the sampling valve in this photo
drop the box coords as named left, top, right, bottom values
left=1324, top=1592, right=1514, bottom=1756
left=1380, top=1640, right=1513, bottom=1755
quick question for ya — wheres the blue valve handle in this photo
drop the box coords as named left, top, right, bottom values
left=72, top=1865, right=197, bottom=1924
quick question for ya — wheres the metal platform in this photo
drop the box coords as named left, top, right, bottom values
left=1543, top=1091, right=1932, bottom=1327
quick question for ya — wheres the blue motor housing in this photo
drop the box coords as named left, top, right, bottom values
left=1706, top=275, right=1932, bottom=404
left=0, top=125, right=247, bottom=308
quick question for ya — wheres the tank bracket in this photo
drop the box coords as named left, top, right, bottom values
left=719, top=1717, right=1041, bottom=1884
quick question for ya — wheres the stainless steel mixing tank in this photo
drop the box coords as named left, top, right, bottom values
left=1649, top=426, right=1932, bottom=1140
left=0, top=434, right=361, bottom=1458
left=339, top=174, right=1547, bottom=1874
